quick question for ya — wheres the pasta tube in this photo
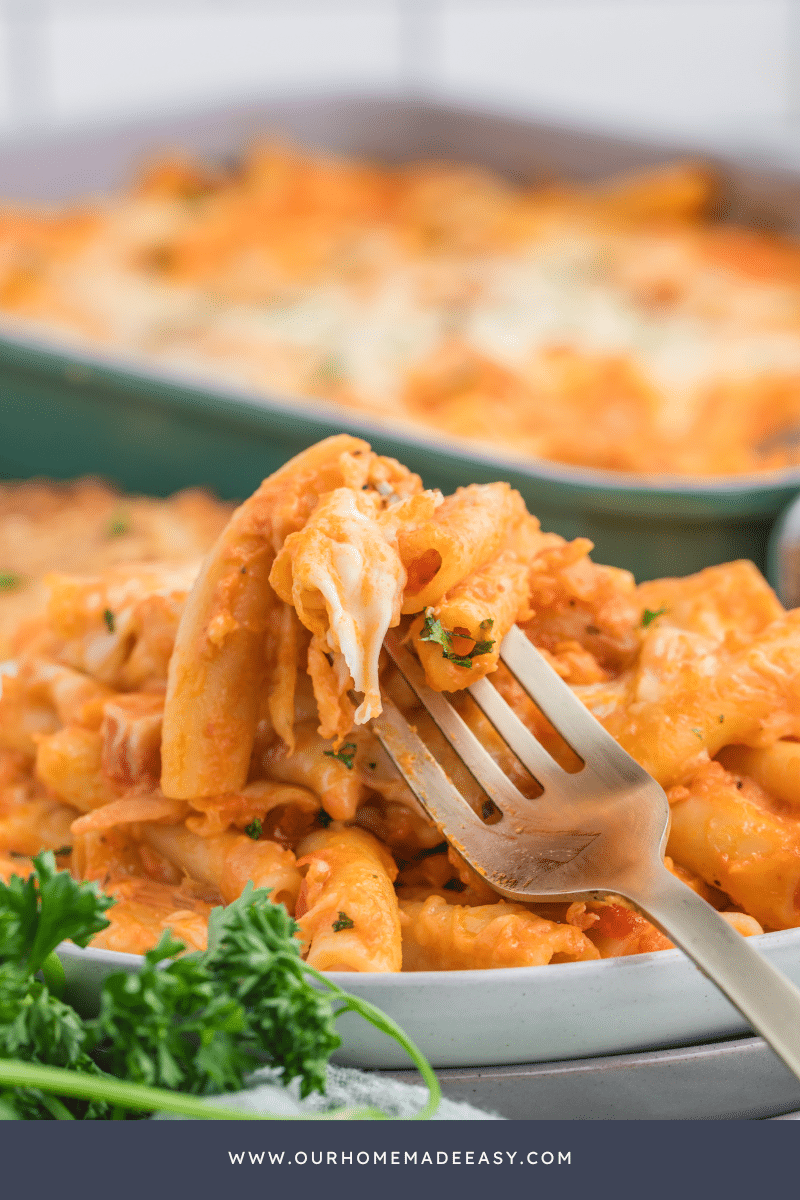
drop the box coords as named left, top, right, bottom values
left=100, top=692, right=163, bottom=789
left=260, top=719, right=364, bottom=821
left=29, top=660, right=112, bottom=731
left=36, top=726, right=119, bottom=812
left=70, top=792, right=187, bottom=837
left=399, top=895, right=599, bottom=970
left=411, top=514, right=547, bottom=691
left=398, top=482, right=526, bottom=613
left=141, top=821, right=301, bottom=909
left=636, top=560, right=784, bottom=643
left=161, top=434, right=369, bottom=799
left=264, top=603, right=304, bottom=753
left=718, top=741, right=800, bottom=810
left=184, top=778, right=320, bottom=838
left=89, top=877, right=213, bottom=955
left=0, top=793, right=77, bottom=856
left=605, top=610, right=800, bottom=787
left=412, top=549, right=530, bottom=691
left=46, top=563, right=197, bottom=687
left=295, top=825, right=401, bottom=971
left=667, top=759, right=800, bottom=929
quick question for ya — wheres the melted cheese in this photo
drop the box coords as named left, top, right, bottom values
left=281, top=489, right=406, bottom=722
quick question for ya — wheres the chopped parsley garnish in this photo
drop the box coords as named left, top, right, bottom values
left=317, top=809, right=332, bottom=828
left=420, top=612, right=495, bottom=669
left=244, top=818, right=262, bottom=840
left=105, top=511, right=129, bottom=538
left=691, top=728, right=704, bottom=740
left=368, top=762, right=377, bottom=770
left=642, top=607, right=667, bottom=628
left=103, top=609, right=115, bottom=633
left=315, top=354, right=344, bottom=384
left=331, top=911, right=355, bottom=932
left=0, top=572, right=22, bottom=591
left=324, top=742, right=357, bottom=770
left=719, top=714, right=725, bottom=723
left=442, top=877, right=467, bottom=893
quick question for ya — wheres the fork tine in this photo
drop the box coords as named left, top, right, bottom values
left=383, top=631, right=532, bottom=817
left=499, top=626, right=602, bottom=743
left=499, top=625, right=649, bottom=791
left=369, top=697, right=484, bottom=843
left=370, top=696, right=553, bottom=887
left=467, top=675, right=571, bottom=792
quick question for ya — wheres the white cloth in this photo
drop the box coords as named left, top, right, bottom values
left=155, top=1064, right=502, bottom=1120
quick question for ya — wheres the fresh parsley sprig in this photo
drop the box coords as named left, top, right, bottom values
left=0, top=963, right=112, bottom=1119
left=88, top=932, right=256, bottom=1098
left=0, top=859, right=441, bottom=1120
left=201, top=884, right=341, bottom=1099
left=0, top=853, right=115, bottom=1119
left=0, top=850, right=113, bottom=977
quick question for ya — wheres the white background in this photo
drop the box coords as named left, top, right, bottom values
left=0, top=0, right=798, bottom=157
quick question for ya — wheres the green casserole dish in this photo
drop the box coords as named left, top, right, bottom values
left=1, top=93, right=799, bottom=585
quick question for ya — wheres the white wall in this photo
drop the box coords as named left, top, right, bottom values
left=0, top=0, right=797, bottom=152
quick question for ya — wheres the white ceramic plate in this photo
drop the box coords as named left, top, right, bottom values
left=57, top=928, right=800, bottom=1070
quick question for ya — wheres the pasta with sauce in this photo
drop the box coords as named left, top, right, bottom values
left=3, top=433, right=800, bottom=970
left=4, top=146, right=800, bottom=476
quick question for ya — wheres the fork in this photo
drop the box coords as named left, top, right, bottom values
left=371, top=624, right=800, bottom=1083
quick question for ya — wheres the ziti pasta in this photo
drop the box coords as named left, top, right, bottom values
left=4, top=146, right=800, bottom=475
left=0, top=477, right=233, bottom=658
left=3, top=433, right=800, bottom=969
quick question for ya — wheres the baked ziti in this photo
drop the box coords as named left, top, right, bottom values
left=1, top=435, right=798, bottom=969
left=2, top=147, right=800, bottom=475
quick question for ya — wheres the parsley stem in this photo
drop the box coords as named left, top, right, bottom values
left=40, top=951, right=66, bottom=998
left=303, top=965, right=442, bottom=1120
left=0, top=1058, right=384, bottom=1121
left=39, top=1093, right=75, bottom=1120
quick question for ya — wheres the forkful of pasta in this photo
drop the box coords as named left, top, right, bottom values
left=371, top=623, right=800, bottom=1084
left=157, top=433, right=800, bottom=1075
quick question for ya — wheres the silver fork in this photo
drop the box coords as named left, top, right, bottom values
left=371, top=624, right=800, bottom=1083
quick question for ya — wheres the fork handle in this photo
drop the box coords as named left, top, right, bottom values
left=625, top=865, right=800, bottom=1082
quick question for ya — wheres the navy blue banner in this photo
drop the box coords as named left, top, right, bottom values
left=1, top=1119, right=797, bottom=1200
